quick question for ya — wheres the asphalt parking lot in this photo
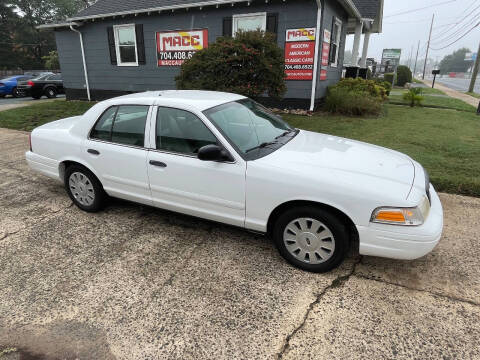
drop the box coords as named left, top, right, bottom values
left=0, top=95, right=65, bottom=112
left=0, top=128, right=479, bottom=359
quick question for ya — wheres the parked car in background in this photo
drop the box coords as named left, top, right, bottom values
left=0, top=74, right=36, bottom=98
left=17, top=73, right=64, bottom=99
left=25, top=90, right=443, bottom=273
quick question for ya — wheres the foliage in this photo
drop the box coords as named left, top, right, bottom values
left=324, top=87, right=382, bottom=116
left=389, top=90, right=476, bottom=112
left=439, top=48, right=473, bottom=73
left=402, top=88, right=424, bottom=107
left=176, top=30, right=286, bottom=99
left=396, top=65, right=412, bottom=87
left=42, top=50, right=59, bottom=70
left=384, top=73, right=395, bottom=85
left=284, top=105, right=480, bottom=197
left=0, top=0, right=91, bottom=70
left=373, top=78, right=392, bottom=95
left=331, top=78, right=388, bottom=100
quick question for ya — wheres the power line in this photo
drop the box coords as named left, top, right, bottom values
left=429, top=1, right=480, bottom=41
left=431, top=9, right=480, bottom=44
left=430, top=22, right=480, bottom=50
left=384, top=0, right=457, bottom=18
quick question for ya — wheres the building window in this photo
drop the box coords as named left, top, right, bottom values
left=330, top=18, right=342, bottom=67
left=114, top=24, right=138, bottom=66
left=232, top=12, right=266, bottom=36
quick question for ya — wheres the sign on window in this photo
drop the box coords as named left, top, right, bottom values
left=284, top=28, right=316, bottom=81
left=156, top=29, right=208, bottom=66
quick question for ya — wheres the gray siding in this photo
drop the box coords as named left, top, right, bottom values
left=55, top=0, right=348, bottom=103
left=314, top=0, right=348, bottom=99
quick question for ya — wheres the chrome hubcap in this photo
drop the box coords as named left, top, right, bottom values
left=69, top=172, right=95, bottom=206
left=283, top=218, right=335, bottom=264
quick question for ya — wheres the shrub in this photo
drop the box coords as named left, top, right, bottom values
left=176, top=30, right=286, bottom=99
left=332, top=78, right=387, bottom=100
left=396, top=65, right=413, bottom=87
left=403, top=87, right=424, bottom=107
left=384, top=73, right=395, bottom=85
left=324, top=87, right=382, bottom=116
left=373, top=78, right=392, bottom=95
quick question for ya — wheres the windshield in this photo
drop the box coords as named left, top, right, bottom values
left=204, top=99, right=293, bottom=156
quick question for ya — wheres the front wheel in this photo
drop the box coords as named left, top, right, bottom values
left=273, top=206, right=349, bottom=273
left=65, top=165, right=106, bottom=212
left=12, top=87, right=21, bottom=98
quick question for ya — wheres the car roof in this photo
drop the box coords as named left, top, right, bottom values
left=113, top=90, right=246, bottom=111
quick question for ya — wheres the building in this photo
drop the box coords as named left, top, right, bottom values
left=39, top=0, right=383, bottom=110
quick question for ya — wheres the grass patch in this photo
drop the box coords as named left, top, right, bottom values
left=466, top=91, right=480, bottom=99
left=0, top=100, right=95, bottom=131
left=388, top=89, right=476, bottom=112
left=285, top=104, right=480, bottom=197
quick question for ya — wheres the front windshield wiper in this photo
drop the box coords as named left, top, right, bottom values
left=245, top=141, right=279, bottom=153
left=275, top=128, right=297, bottom=139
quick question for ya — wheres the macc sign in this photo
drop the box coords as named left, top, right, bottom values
left=157, top=29, right=208, bottom=66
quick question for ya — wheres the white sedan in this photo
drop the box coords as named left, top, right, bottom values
left=26, top=90, right=443, bottom=272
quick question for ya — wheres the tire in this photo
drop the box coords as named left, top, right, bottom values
left=0, top=94, right=5, bottom=98
left=273, top=206, right=349, bottom=273
left=11, top=87, right=20, bottom=98
left=45, top=87, right=57, bottom=98
left=65, top=165, right=106, bottom=212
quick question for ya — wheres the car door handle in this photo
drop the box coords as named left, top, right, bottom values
left=149, top=160, right=167, bottom=168
left=87, top=149, right=100, bottom=155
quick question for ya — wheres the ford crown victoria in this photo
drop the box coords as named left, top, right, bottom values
left=26, top=91, right=443, bottom=272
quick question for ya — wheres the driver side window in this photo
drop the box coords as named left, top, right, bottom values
left=156, top=107, right=217, bottom=155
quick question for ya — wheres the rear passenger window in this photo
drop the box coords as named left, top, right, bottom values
left=156, top=107, right=217, bottom=154
left=91, top=106, right=117, bottom=141
left=90, top=105, right=149, bottom=147
left=111, top=105, right=149, bottom=147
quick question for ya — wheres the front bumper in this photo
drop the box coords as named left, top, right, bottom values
left=357, top=184, right=443, bottom=260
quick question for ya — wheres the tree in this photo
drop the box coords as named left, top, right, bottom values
left=439, top=48, right=473, bottom=73
left=42, top=50, right=59, bottom=69
left=396, top=65, right=412, bottom=87
left=176, top=30, right=286, bottom=99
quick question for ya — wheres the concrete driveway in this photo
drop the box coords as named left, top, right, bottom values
left=0, top=128, right=479, bottom=359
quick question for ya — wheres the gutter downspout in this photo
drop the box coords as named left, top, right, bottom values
left=70, top=25, right=91, bottom=101
left=310, top=0, right=322, bottom=111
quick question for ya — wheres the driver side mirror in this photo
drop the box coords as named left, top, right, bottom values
left=197, top=144, right=233, bottom=162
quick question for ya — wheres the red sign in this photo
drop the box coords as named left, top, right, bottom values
left=284, top=28, right=316, bottom=81
left=319, top=29, right=331, bottom=81
left=157, top=29, right=208, bottom=66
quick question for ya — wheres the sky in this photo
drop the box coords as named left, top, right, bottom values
left=346, top=0, right=480, bottom=64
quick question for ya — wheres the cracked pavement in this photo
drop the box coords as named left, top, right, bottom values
left=0, top=128, right=479, bottom=359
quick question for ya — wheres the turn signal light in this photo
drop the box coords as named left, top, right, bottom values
left=374, top=210, right=406, bottom=223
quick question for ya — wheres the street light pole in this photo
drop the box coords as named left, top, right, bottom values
left=423, top=14, right=434, bottom=80
left=468, top=41, right=480, bottom=93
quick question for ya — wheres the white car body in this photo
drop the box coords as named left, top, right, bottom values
left=26, top=90, right=443, bottom=261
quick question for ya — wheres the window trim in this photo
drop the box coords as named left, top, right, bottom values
left=232, top=12, right=267, bottom=37
left=330, top=18, right=343, bottom=68
left=152, top=105, right=236, bottom=163
left=113, top=24, right=138, bottom=67
left=88, top=104, right=151, bottom=149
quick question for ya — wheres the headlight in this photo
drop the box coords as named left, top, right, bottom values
left=371, top=196, right=430, bottom=226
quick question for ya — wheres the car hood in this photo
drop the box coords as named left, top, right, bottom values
left=256, top=130, right=415, bottom=201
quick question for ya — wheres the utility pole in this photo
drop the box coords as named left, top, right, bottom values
left=408, top=45, right=413, bottom=70
left=468, top=41, right=480, bottom=93
left=413, top=40, right=420, bottom=77
left=423, top=14, right=434, bottom=80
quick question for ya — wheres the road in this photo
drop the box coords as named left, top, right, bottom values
left=0, top=94, right=65, bottom=112
left=430, top=76, right=480, bottom=93
left=1, top=129, right=479, bottom=359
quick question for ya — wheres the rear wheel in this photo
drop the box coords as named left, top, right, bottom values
left=45, top=87, right=57, bottom=98
left=273, top=206, right=349, bottom=272
left=0, top=94, right=5, bottom=98
left=11, top=87, right=21, bottom=98
left=65, top=165, right=106, bottom=212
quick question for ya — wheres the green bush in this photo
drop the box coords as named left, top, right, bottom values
left=373, top=78, right=392, bottom=95
left=331, top=78, right=387, bottom=100
left=403, top=87, right=424, bottom=107
left=176, top=30, right=286, bottom=99
left=324, top=87, right=382, bottom=116
left=396, top=65, right=413, bottom=87
left=384, top=73, right=395, bottom=85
